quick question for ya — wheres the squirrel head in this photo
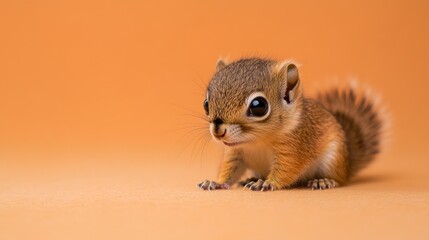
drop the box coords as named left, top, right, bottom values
left=205, top=58, right=303, bottom=147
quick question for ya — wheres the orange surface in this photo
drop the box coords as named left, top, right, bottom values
left=1, top=1, right=429, bottom=239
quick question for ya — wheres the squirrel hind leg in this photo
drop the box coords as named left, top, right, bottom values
left=307, top=178, right=338, bottom=190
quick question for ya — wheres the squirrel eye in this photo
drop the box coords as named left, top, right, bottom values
left=248, top=97, right=268, bottom=117
left=203, top=99, right=209, bottom=115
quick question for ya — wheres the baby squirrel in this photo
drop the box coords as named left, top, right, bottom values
left=197, top=58, right=384, bottom=191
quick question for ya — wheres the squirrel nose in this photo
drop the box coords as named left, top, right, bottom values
left=213, top=118, right=223, bottom=126
left=213, top=129, right=227, bottom=138
left=212, top=118, right=226, bottom=138
left=213, top=118, right=223, bottom=132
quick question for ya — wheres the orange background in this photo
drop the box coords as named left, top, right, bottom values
left=1, top=1, right=429, bottom=239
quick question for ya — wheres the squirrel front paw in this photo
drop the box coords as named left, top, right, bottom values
left=243, top=179, right=277, bottom=191
left=197, top=180, right=230, bottom=191
left=239, top=177, right=262, bottom=187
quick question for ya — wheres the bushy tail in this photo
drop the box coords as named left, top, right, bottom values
left=317, top=87, right=385, bottom=177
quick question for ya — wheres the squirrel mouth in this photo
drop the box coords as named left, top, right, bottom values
left=222, top=141, right=246, bottom=147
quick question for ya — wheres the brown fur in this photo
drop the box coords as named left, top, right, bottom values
left=198, top=58, right=384, bottom=191
left=316, top=88, right=383, bottom=177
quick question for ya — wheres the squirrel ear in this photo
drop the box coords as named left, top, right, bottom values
left=216, top=58, right=228, bottom=71
left=277, top=62, right=301, bottom=104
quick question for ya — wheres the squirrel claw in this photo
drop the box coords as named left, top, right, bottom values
left=197, top=180, right=230, bottom=191
left=244, top=179, right=277, bottom=191
left=239, top=177, right=261, bottom=187
left=307, top=178, right=337, bottom=190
